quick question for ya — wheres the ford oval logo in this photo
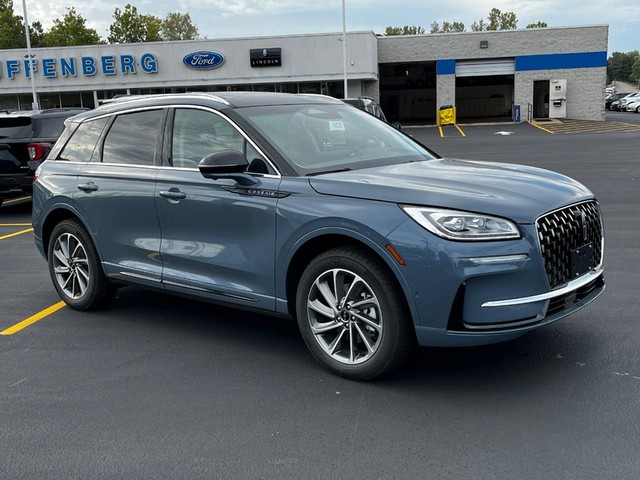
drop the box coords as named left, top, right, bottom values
left=183, top=51, right=225, bottom=70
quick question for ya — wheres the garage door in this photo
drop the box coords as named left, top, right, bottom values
left=456, top=59, right=515, bottom=77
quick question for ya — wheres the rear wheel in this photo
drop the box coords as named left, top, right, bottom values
left=296, top=246, right=414, bottom=380
left=48, top=219, right=115, bottom=310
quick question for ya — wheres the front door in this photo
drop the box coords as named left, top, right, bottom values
left=155, top=107, right=281, bottom=310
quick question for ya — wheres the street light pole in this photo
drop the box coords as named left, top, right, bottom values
left=22, top=0, right=39, bottom=110
left=342, top=0, right=348, bottom=99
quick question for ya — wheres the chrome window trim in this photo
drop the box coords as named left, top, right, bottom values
left=167, top=104, right=282, bottom=177
left=77, top=103, right=282, bottom=177
left=481, top=267, right=603, bottom=308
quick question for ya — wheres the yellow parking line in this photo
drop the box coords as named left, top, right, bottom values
left=0, top=301, right=66, bottom=335
left=438, top=126, right=444, bottom=137
left=0, top=227, right=33, bottom=240
left=529, top=121, right=555, bottom=134
left=0, top=223, right=32, bottom=227
left=455, top=125, right=466, bottom=137
left=2, top=196, right=31, bottom=205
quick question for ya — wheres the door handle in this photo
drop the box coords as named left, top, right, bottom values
left=159, top=189, right=187, bottom=201
left=77, top=182, right=98, bottom=192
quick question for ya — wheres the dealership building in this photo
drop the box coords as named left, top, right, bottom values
left=0, top=24, right=608, bottom=123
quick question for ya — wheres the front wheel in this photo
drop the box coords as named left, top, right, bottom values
left=48, top=219, right=115, bottom=310
left=296, top=246, right=414, bottom=380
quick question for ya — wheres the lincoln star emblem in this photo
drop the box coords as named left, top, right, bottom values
left=573, top=210, right=588, bottom=243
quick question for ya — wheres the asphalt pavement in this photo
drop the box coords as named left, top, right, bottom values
left=1, top=118, right=639, bottom=479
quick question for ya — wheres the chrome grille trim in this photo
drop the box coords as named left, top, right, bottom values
left=535, top=200, right=604, bottom=290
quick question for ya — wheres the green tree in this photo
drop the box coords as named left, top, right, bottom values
left=526, top=21, right=548, bottom=29
left=471, top=8, right=520, bottom=31
left=487, top=8, right=517, bottom=30
left=631, top=58, right=640, bottom=85
left=29, top=21, right=44, bottom=47
left=470, top=19, right=487, bottom=32
left=607, top=51, right=640, bottom=83
left=430, top=21, right=465, bottom=33
left=43, top=7, right=102, bottom=46
left=384, top=25, right=425, bottom=36
left=0, top=0, right=26, bottom=49
left=160, top=12, right=199, bottom=41
left=108, top=4, right=162, bottom=44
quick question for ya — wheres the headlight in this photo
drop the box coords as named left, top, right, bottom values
left=401, top=205, right=520, bottom=241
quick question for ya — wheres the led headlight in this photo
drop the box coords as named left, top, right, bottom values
left=401, top=206, right=520, bottom=241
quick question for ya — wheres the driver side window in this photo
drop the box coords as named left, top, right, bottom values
left=171, top=108, right=273, bottom=174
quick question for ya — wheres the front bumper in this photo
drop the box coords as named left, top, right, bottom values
left=386, top=220, right=605, bottom=347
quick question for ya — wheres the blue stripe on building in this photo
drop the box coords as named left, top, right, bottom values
left=515, top=51, right=607, bottom=71
left=436, top=59, right=456, bottom=75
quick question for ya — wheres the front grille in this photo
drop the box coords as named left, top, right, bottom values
left=546, top=275, right=604, bottom=316
left=536, top=201, right=603, bottom=290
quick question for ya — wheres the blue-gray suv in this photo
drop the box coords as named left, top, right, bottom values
left=32, top=92, right=605, bottom=379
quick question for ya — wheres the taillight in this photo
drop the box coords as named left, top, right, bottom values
left=33, top=164, right=42, bottom=184
left=27, top=142, right=52, bottom=161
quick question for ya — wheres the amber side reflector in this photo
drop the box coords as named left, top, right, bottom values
left=385, top=244, right=406, bottom=266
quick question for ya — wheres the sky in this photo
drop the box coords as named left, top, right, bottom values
left=16, top=0, right=640, bottom=53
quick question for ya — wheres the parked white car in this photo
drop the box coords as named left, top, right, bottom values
left=618, top=92, right=640, bottom=110
left=626, top=99, right=640, bottom=113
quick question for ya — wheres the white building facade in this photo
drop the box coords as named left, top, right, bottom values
left=0, top=25, right=608, bottom=123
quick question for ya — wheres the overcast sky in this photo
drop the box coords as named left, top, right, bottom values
left=18, top=0, right=639, bottom=53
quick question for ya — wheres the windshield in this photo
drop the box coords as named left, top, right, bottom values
left=236, top=104, right=435, bottom=175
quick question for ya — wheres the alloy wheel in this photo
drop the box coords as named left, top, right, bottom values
left=52, top=232, right=90, bottom=299
left=306, top=268, right=383, bottom=365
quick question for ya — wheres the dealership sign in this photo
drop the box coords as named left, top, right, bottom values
left=250, top=48, right=282, bottom=67
left=183, top=51, right=225, bottom=70
left=0, top=53, right=158, bottom=80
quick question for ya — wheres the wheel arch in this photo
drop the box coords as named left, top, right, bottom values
left=283, top=231, right=418, bottom=326
left=41, top=206, right=91, bottom=260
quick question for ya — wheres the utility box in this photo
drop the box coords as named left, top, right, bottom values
left=549, top=79, right=567, bottom=119
left=438, top=105, right=456, bottom=126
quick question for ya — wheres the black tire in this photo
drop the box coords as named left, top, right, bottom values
left=295, top=246, right=415, bottom=380
left=47, top=219, right=115, bottom=310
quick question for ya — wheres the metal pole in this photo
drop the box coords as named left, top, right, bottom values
left=342, top=0, right=348, bottom=99
left=22, top=0, right=39, bottom=110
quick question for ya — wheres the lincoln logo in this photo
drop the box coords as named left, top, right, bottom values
left=573, top=210, right=589, bottom=243
left=182, top=51, right=225, bottom=70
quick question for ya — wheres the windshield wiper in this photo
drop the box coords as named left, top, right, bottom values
left=306, top=168, right=352, bottom=177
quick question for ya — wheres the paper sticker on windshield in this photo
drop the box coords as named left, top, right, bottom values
left=329, top=121, right=345, bottom=131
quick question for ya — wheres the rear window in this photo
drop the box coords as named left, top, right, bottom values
left=0, top=117, right=33, bottom=139
left=58, top=117, right=109, bottom=163
left=34, top=117, right=68, bottom=138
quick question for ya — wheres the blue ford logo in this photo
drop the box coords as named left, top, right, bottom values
left=183, top=51, right=225, bottom=70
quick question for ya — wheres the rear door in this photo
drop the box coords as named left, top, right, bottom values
left=72, top=108, right=166, bottom=286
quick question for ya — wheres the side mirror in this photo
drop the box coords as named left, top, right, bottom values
left=198, top=150, right=259, bottom=186
left=391, top=121, right=402, bottom=130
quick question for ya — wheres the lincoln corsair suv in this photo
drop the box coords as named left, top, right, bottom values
left=32, top=92, right=605, bottom=379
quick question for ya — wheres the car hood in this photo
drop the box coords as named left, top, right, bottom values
left=308, top=158, right=594, bottom=223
